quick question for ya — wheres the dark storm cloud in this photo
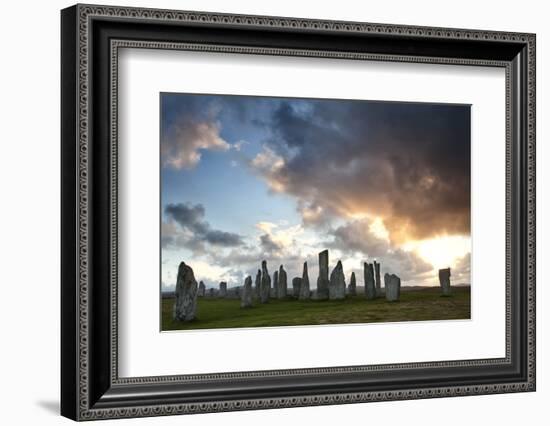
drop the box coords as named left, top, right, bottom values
left=164, top=202, right=243, bottom=247
left=256, top=99, right=471, bottom=243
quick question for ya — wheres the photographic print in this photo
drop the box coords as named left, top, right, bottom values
left=160, top=93, right=471, bottom=331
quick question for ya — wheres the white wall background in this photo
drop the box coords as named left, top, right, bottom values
left=0, top=0, right=546, bottom=424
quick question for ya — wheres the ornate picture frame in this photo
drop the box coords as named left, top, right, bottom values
left=61, top=4, right=535, bottom=420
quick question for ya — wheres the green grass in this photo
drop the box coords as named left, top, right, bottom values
left=161, top=286, right=470, bottom=331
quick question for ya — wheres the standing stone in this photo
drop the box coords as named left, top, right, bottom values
left=173, top=261, right=198, bottom=322
left=329, top=260, right=346, bottom=300
left=316, top=249, right=330, bottom=300
left=364, top=262, right=376, bottom=300
left=198, top=281, right=206, bottom=297
left=278, top=265, right=288, bottom=299
left=255, top=269, right=261, bottom=299
left=439, top=268, right=452, bottom=296
left=385, top=273, right=401, bottom=302
left=241, top=276, right=253, bottom=308
left=219, top=281, right=227, bottom=298
left=292, top=277, right=302, bottom=297
left=348, top=272, right=357, bottom=296
left=260, top=260, right=271, bottom=303
left=207, top=288, right=214, bottom=297
left=272, top=270, right=279, bottom=298
left=299, top=262, right=310, bottom=300
left=374, top=261, right=381, bottom=297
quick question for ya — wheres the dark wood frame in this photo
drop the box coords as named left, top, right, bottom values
left=61, top=4, right=536, bottom=421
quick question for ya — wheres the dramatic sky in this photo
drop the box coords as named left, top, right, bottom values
left=160, top=93, right=471, bottom=291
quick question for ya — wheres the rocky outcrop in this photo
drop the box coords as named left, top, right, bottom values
left=385, top=273, right=401, bottom=302
left=374, top=261, right=381, bottom=297
left=173, top=261, right=198, bottom=322
left=329, top=260, right=346, bottom=300
left=219, top=281, right=227, bottom=298
left=299, top=262, right=310, bottom=300
left=292, top=277, right=302, bottom=297
left=316, top=250, right=329, bottom=300
left=255, top=269, right=261, bottom=299
left=278, top=265, right=287, bottom=299
left=273, top=270, right=279, bottom=298
left=348, top=272, right=357, bottom=296
left=241, top=276, right=253, bottom=308
left=439, top=268, right=452, bottom=296
left=260, top=260, right=271, bottom=303
left=364, top=262, right=376, bottom=300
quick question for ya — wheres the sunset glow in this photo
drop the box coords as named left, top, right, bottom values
left=404, top=235, right=471, bottom=271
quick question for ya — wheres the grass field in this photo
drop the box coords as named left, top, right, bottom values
left=161, top=286, right=470, bottom=331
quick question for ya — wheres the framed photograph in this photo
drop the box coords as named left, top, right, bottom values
left=61, top=4, right=536, bottom=421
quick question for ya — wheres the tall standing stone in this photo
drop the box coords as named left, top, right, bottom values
left=278, top=265, right=288, bottom=299
left=374, top=261, right=381, bottom=297
left=255, top=269, right=261, bottom=299
left=198, top=281, right=206, bottom=297
left=272, top=270, right=279, bottom=298
left=299, top=262, right=310, bottom=300
left=385, top=273, right=401, bottom=302
left=260, top=260, right=271, bottom=303
left=292, top=277, right=302, bottom=297
left=241, top=276, right=253, bottom=308
left=219, top=281, right=227, bottom=298
left=364, top=262, right=376, bottom=300
left=329, top=260, right=346, bottom=300
left=173, top=261, right=198, bottom=322
left=439, top=268, right=452, bottom=296
left=207, top=288, right=214, bottom=297
left=348, top=272, right=357, bottom=296
left=316, top=249, right=330, bottom=300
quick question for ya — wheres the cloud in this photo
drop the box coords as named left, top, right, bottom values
left=250, top=146, right=286, bottom=192
left=452, top=252, right=471, bottom=284
left=186, top=221, right=313, bottom=285
left=260, top=233, right=283, bottom=253
left=329, top=219, right=390, bottom=258
left=255, top=221, right=277, bottom=234
left=298, top=201, right=332, bottom=226
left=250, top=100, right=471, bottom=243
left=164, top=202, right=243, bottom=248
left=202, top=229, right=243, bottom=246
left=161, top=96, right=232, bottom=169
left=161, top=118, right=229, bottom=169
left=327, top=218, right=434, bottom=282
left=232, top=140, right=248, bottom=151
left=160, top=94, right=282, bottom=170
left=161, top=220, right=196, bottom=250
